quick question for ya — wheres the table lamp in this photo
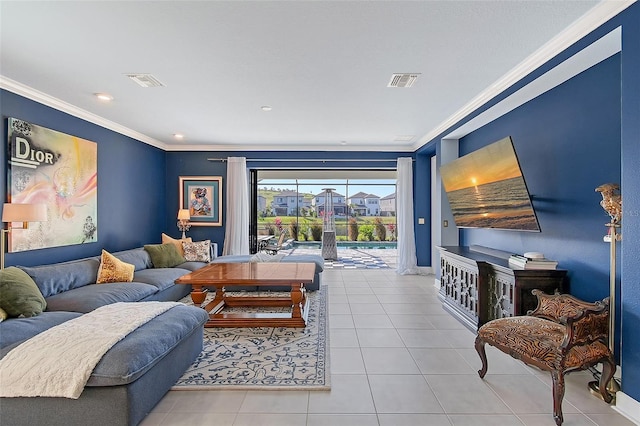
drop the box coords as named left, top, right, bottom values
left=1, top=203, right=48, bottom=269
left=177, top=209, right=191, bottom=239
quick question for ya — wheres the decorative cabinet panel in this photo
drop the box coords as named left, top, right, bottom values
left=439, top=248, right=480, bottom=330
left=438, top=246, right=567, bottom=331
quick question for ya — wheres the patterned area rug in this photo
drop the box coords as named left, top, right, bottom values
left=172, top=285, right=330, bottom=390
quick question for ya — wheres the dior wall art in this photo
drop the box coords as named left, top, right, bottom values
left=6, top=118, right=98, bottom=252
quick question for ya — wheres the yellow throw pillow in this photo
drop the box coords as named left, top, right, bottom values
left=161, top=233, right=192, bottom=257
left=0, top=307, right=8, bottom=322
left=97, top=250, right=135, bottom=284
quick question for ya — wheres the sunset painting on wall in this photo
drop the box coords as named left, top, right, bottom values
left=440, top=136, right=540, bottom=231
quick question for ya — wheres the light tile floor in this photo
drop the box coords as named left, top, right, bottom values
left=141, top=269, right=634, bottom=426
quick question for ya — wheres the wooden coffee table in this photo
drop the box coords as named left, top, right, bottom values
left=175, top=262, right=316, bottom=328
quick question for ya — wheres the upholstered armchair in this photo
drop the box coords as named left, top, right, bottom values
left=475, top=289, right=615, bottom=426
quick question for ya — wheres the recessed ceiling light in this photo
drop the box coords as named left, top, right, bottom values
left=94, top=93, right=113, bottom=101
left=340, top=141, right=347, bottom=145
left=173, top=133, right=185, bottom=140
left=261, top=105, right=272, bottom=111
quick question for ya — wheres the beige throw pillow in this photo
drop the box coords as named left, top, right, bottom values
left=97, top=250, right=135, bottom=283
left=162, top=233, right=192, bottom=257
left=182, top=240, right=211, bottom=262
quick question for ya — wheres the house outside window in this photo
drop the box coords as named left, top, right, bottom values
left=256, top=172, right=396, bottom=243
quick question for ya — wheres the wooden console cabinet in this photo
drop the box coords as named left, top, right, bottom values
left=437, top=245, right=568, bottom=331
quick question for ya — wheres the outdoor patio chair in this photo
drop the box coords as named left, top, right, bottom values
left=263, top=232, right=288, bottom=254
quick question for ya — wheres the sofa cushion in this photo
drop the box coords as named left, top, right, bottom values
left=0, top=311, right=82, bottom=353
left=212, top=255, right=254, bottom=264
left=176, top=260, right=210, bottom=272
left=182, top=240, right=211, bottom=262
left=19, top=258, right=100, bottom=298
left=213, top=254, right=324, bottom=273
left=280, top=254, right=325, bottom=272
left=251, top=252, right=286, bottom=262
left=144, top=244, right=186, bottom=268
left=162, top=233, right=192, bottom=257
left=0, top=267, right=47, bottom=318
left=87, top=305, right=208, bottom=386
left=133, top=268, right=191, bottom=292
left=97, top=250, right=135, bottom=284
left=44, top=282, right=159, bottom=313
left=112, top=247, right=153, bottom=271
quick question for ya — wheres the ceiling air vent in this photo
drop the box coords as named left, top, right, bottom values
left=125, top=73, right=165, bottom=88
left=388, top=73, right=420, bottom=88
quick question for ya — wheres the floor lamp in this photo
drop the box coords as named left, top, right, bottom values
left=1, top=203, right=48, bottom=269
left=590, top=183, right=622, bottom=400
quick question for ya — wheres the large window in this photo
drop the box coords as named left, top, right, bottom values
left=254, top=170, right=397, bottom=245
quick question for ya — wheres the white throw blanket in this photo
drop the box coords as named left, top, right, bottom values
left=0, top=301, right=181, bottom=399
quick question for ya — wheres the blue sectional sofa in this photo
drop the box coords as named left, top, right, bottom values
left=0, top=247, right=325, bottom=426
left=0, top=247, right=210, bottom=426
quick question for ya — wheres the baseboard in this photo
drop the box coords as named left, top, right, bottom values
left=417, top=266, right=433, bottom=275
left=614, top=392, right=640, bottom=424
left=396, top=266, right=433, bottom=275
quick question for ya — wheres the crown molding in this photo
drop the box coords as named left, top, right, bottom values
left=446, top=26, right=621, bottom=140
left=415, top=0, right=636, bottom=150
left=0, top=76, right=168, bottom=150
left=163, top=143, right=415, bottom=152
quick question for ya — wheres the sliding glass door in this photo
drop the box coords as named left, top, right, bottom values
left=249, top=169, right=396, bottom=253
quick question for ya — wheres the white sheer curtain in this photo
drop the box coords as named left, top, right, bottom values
left=396, top=157, right=419, bottom=275
left=222, top=157, right=249, bottom=255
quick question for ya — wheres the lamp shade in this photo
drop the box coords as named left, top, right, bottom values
left=2, top=203, right=47, bottom=223
left=177, top=209, right=190, bottom=220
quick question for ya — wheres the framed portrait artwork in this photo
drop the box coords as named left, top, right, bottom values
left=179, top=176, right=222, bottom=226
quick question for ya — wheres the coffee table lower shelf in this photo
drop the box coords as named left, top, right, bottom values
left=175, top=262, right=316, bottom=328
left=198, top=287, right=309, bottom=328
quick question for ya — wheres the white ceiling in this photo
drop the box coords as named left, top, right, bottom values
left=0, top=1, right=625, bottom=152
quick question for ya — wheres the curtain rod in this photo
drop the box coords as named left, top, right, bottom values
left=206, top=158, right=410, bottom=162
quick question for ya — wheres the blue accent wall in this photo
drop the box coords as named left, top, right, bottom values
left=414, top=152, right=432, bottom=265
left=1, top=89, right=167, bottom=266
left=619, top=1, right=640, bottom=404
left=459, top=53, right=621, bottom=304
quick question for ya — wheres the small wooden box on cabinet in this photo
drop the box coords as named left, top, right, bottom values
left=437, top=245, right=568, bottom=332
